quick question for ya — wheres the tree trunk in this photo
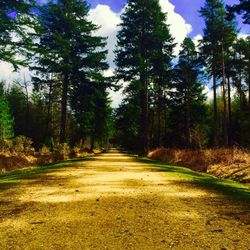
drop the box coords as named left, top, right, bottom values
left=45, top=77, right=53, bottom=141
left=139, top=75, right=149, bottom=154
left=157, top=92, right=161, bottom=147
left=212, top=49, right=218, bottom=146
left=227, top=75, right=232, bottom=146
left=23, top=76, right=30, bottom=136
left=185, top=84, right=191, bottom=147
left=248, top=64, right=250, bottom=113
left=164, top=108, right=167, bottom=147
left=138, top=29, right=149, bottom=154
left=221, top=43, right=228, bottom=146
left=239, top=72, right=244, bottom=145
left=149, top=108, right=155, bottom=148
left=91, top=132, right=95, bottom=150
left=60, top=73, right=69, bottom=143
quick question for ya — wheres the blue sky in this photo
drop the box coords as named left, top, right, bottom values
left=88, top=0, right=249, bottom=37
left=32, top=0, right=249, bottom=38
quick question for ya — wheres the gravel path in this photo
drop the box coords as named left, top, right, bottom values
left=0, top=149, right=249, bottom=249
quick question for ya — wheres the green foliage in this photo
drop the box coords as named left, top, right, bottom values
left=71, top=77, right=113, bottom=149
left=0, top=83, right=14, bottom=140
left=32, top=0, right=109, bottom=143
left=0, top=0, right=249, bottom=153
left=115, top=0, right=175, bottom=153
left=6, top=84, right=27, bottom=137
left=168, top=38, right=208, bottom=147
left=227, top=0, right=250, bottom=24
left=114, top=94, right=141, bottom=150
left=0, top=0, right=35, bottom=69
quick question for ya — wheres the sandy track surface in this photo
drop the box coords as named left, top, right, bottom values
left=0, top=149, right=249, bottom=250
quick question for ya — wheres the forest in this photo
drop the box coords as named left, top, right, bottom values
left=0, top=1, right=250, bottom=249
left=0, top=0, right=249, bottom=155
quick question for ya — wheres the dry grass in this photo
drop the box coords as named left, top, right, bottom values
left=148, top=148, right=250, bottom=184
left=0, top=153, right=37, bottom=172
left=0, top=147, right=103, bottom=173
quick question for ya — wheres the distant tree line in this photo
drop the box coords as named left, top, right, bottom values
left=0, top=0, right=249, bottom=153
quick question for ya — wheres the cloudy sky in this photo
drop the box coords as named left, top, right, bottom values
left=1, top=0, right=249, bottom=106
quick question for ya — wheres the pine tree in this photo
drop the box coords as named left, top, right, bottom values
left=6, top=84, right=28, bottom=137
left=169, top=38, right=207, bottom=147
left=114, top=91, right=141, bottom=151
left=0, top=0, right=34, bottom=69
left=227, top=0, right=250, bottom=24
left=0, top=83, right=14, bottom=140
left=32, top=0, right=108, bottom=143
left=200, top=0, right=237, bottom=146
left=231, top=38, right=249, bottom=145
left=115, top=0, right=175, bottom=153
left=71, top=75, right=112, bottom=148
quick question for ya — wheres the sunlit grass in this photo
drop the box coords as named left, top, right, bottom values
left=137, top=157, right=250, bottom=201
left=0, top=156, right=95, bottom=190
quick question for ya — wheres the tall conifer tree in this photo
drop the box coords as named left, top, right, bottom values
left=115, top=0, right=175, bottom=153
left=169, top=38, right=207, bottom=147
left=32, top=0, right=108, bottom=143
left=200, top=0, right=237, bottom=146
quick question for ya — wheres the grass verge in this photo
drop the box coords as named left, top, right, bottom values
left=0, top=156, right=96, bottom=191
left=137, top=157, right=250, bottom=201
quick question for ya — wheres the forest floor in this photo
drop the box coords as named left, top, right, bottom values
left=0, top=149, right=250, bottom=250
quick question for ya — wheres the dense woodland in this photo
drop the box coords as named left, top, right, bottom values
left=0, top=0, right=249, bottom=154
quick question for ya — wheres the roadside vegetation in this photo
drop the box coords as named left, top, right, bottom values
left=148, top=147, right=250, bottom=184
left=0, top=0, right=250, bottom=183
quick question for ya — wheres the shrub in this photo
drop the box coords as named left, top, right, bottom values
left=148, top=147, right=250, bottom=173
left=0, top=139, right=13, bottom=152
left=39, top=145, right=50, bottom=155
left=70, top=146, right=81, bottom=157
left=0, top=153, right=37, bottom=172
left=53, top=143, right=70, bottom=160
left=190, top=125, right=208, bottom=149
left=12, top=135, right=34, bottom=153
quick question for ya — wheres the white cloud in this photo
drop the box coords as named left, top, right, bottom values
left=0, top=62, right=30, bottom=85
left=238, top=33, right=248, bottom=40
left=193, top=34, right=203, bottom=49
left=88, top=5, right=121, bottom=69
left=158, top=0, right=192, bottom=54
left=88, top=4, right=123, bottom=107
left=203, top=85, right=213, bottom=102
left=103, top=68, right=126, bottom=108
left=109, top=87, right=125, bottom=108
left=0, top=62, right=14, bottom=82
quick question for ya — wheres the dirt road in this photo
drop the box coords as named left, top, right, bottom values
left=0, top=150, right=249, bottom=249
